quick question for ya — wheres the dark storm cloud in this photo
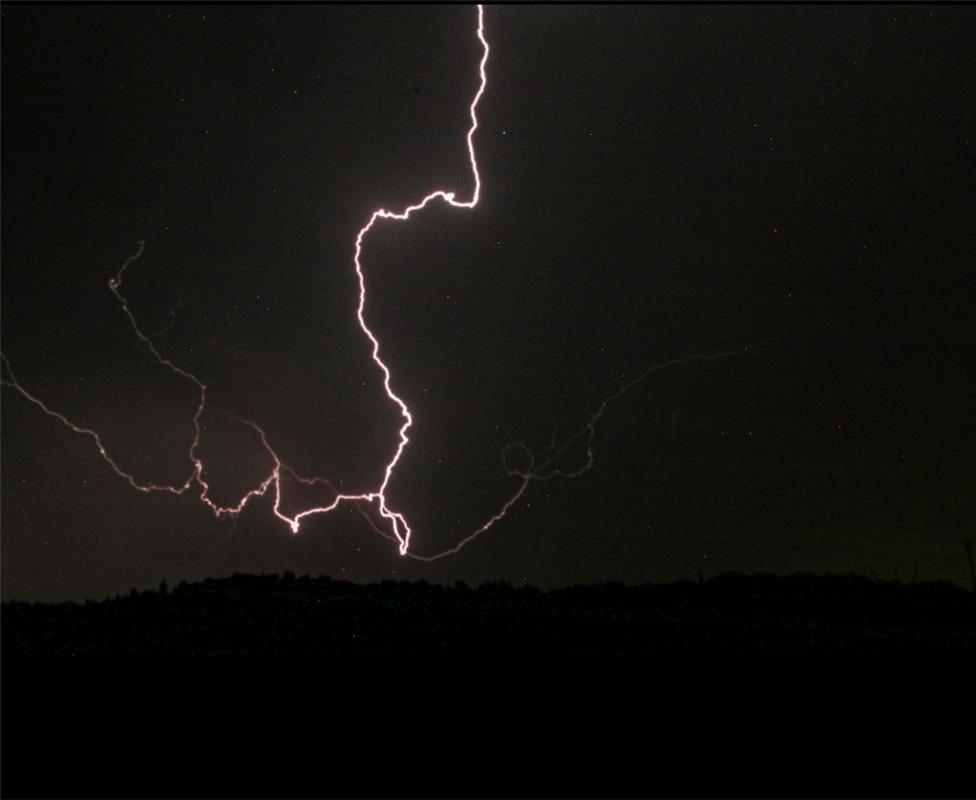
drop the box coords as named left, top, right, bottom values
left=2, top=5, right=974, bottom=600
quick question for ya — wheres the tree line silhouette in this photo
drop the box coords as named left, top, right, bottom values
left=3, top=571, right=974, bottom=655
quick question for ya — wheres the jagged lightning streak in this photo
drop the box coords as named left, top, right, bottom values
left=250, top=3, right=490, bottom=554
left=1, top=5, right=748, bottom=564
left=397, top=347, right=749, bottom=562
left=338, top=4, right=489, bottom=554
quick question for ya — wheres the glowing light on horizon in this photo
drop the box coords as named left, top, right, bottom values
left=1, top=6, right=746, bottom=562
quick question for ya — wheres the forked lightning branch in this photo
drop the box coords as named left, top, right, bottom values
left=2, top=6, right=742, bottom=561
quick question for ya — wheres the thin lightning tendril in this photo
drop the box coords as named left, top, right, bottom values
left=1, top=6, right=747, bottom=562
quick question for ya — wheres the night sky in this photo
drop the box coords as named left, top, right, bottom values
left=2, top=4, right=974, bottom=601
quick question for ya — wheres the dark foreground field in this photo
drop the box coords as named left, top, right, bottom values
left=3, top=572, right=974, bottom=655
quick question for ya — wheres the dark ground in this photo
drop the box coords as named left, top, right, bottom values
left=3, top=574, right=974, bottom=800
left=3, top=571, right=974, bottom=655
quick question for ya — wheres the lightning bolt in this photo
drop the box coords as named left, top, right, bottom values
left=1, top=6, right=488, bottom=557
left=2, top=6, right=748, bottom=564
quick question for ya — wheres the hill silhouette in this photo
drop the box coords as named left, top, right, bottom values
left=3, top=572, right=974, bottom=655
